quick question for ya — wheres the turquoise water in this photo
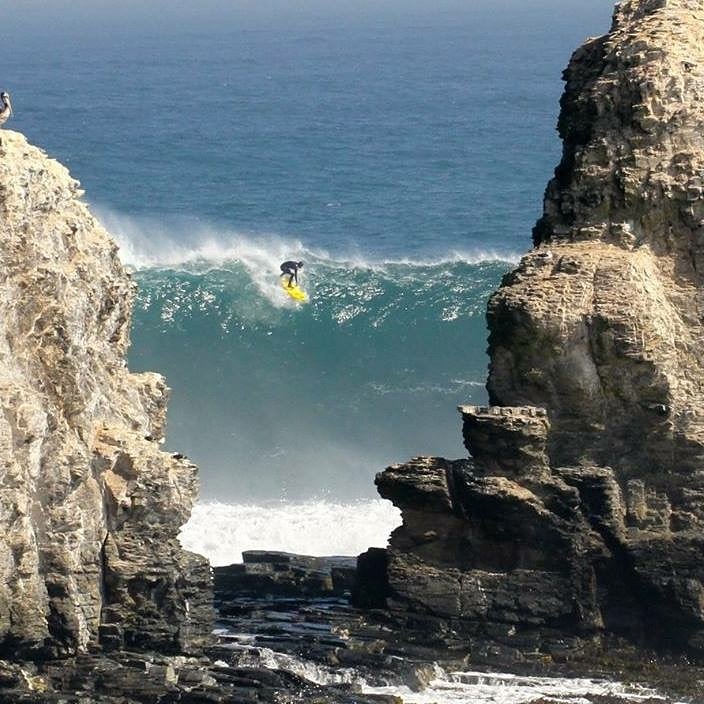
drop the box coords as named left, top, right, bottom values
left=130, top=252, right=502, bottom=500
left=2, top=1, right=615, bottom=500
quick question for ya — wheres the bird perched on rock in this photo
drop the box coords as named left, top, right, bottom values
left=0, top=92, right=13, bottom=126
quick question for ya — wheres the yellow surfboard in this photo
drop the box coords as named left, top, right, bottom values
left=281, top=279, right=308, bottom=302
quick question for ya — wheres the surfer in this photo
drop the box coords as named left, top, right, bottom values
left=280, top=260, right=304, bottom=288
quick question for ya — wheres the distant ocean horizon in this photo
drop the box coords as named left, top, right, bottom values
left=3, top=0, right=616, bottom=560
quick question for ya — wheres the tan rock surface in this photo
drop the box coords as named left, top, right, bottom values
left=0, top=130, right=211, bottom=657
left=491, top=0, right=704, bottom=493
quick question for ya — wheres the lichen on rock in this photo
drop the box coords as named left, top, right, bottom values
left=0, top=130, right=212, bottom=658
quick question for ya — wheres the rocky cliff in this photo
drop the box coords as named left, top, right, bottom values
left=0, top=130, right=212, bottom=659
left=492, top=0, right=704, bottom=479
left=374, top=0, right=704, bottom=660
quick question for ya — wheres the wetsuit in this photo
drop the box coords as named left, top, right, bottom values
left=280, top=261, right=302, bottom=288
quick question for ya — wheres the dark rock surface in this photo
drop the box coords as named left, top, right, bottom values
left=376, top=405, right=704, bottom=661
left=1, top=553, right=701, bottom=703
left=0, top=649, right=403, bottom=703
left=214, top=551, right=356, bottom=600
left=209, top=553, right=701, bottom=703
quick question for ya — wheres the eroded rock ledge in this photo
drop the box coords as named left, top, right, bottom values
left=376, top=407, right=704, bottom=658
left=373, top=0, right=704, bottom=661
left=0, top=130, right=212, bottom=658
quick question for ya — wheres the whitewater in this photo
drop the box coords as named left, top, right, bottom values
left=179, top=500, right=401, bottom=566
left=220, top=637, right=674, bottom=704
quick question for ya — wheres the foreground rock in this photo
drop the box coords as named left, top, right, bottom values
left=376, top=408, right=613, bottom=660
left=1, top=550, right=694, bottom=703
left=0, top=129, right=212, bottom=657
left=212, top=554, right=701, bottom=704
left=215, top=551, right=356, bottom=600
left=373, top=0, right=704, bottom=664
left=0, top=649, right=402, bottom=703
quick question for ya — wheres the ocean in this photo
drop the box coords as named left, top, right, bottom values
left=3, top=0, right=615, bottom=561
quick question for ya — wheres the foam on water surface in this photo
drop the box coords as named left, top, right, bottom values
left=364, top=672, right=669, bottom=704
left=221, top=640, right=671, bottom=704
left=179, top=499, right=401, bottom=565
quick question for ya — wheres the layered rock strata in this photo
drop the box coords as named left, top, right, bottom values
left=214, top=551, right=356, bottom=599
left=376, top=409, right=604, bottom=658
left=0, top=130, right=212, bottom=658
left=376, top=0, right=704, bottom=659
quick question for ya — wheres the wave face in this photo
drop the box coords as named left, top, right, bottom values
left=120, top=221, right=511, bottom=502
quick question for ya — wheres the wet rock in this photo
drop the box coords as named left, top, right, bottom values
left=214, top=552, right=356, bottom=601
left=0, top=646, right=413, bottom=704
left=353, top=548, right=389, bottom=609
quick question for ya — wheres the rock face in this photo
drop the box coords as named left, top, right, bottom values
left=491, top=0, right=704, bottom=480
left=376, top=410, right=606, bottom=660
left=0, top=131, right=212, bottom=658
left=376, top=0, right=704, bottom=659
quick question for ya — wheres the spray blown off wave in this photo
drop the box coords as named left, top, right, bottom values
left=179, top=500, right=401, bottom=566
left=100, top=209, right=520, bottom=274
left=113, top=212, right=511, bottom=502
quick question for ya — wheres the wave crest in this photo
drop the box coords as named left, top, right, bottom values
left=98, top=208, right=521, bottom=273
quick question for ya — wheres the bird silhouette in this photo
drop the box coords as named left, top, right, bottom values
left=0, top=92, right=13, bottom=126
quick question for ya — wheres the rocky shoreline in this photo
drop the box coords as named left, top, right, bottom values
left=0, top=551, right=701, bottom=702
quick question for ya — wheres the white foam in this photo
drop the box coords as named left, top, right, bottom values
left=95, top=207, right=520, bottom=275
left=343, top=249, right=522, bottom=269
left=96, top=208, right=321, bottom=307
left=178, top=499, right=401, bottom=566
left=220, top=643, right=669, bottom=703
left=365, top=671, right=668, bottom=703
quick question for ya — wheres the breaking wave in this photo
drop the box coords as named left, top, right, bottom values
left=101, top=207, right=520, bottom=274
left=112, top=211, right=511, bottom=506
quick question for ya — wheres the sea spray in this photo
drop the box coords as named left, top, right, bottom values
left=100, top=208, right=521, bottom=272
left=179, top=499, right=401, bottom=565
